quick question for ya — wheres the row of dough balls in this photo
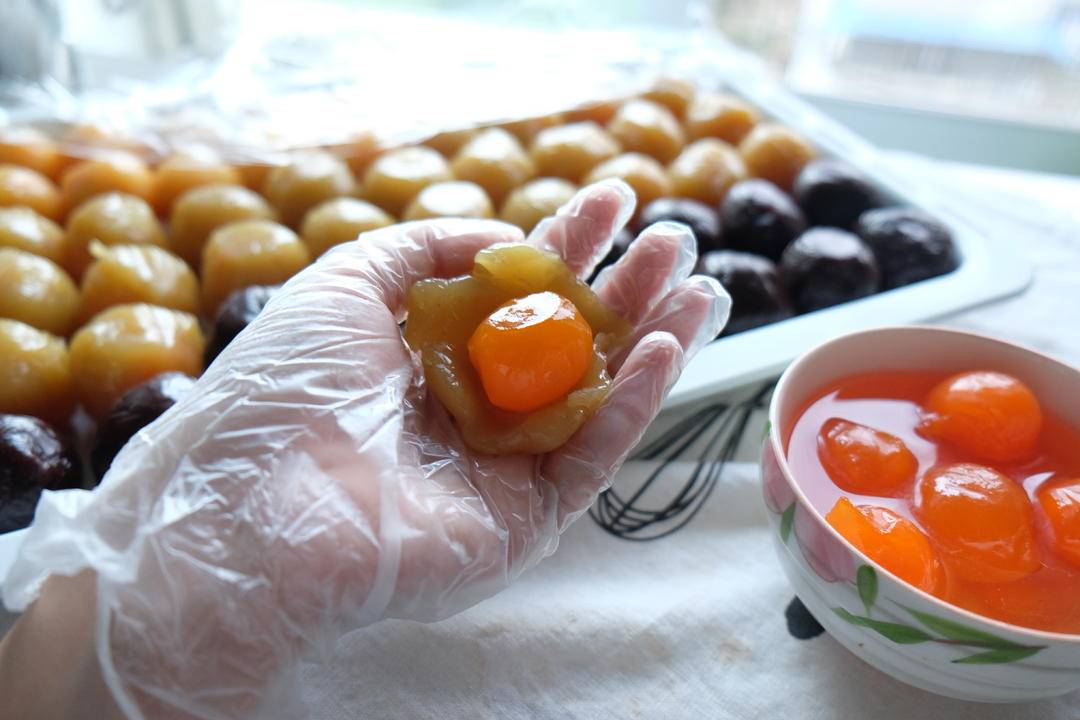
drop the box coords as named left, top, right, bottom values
left=0, top=79, right=819, bottom=426
left=0, top=116, right=814, bottom=330
left=0, top=78, right=814, bottom=236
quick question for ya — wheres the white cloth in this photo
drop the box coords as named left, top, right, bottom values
left=299, top=462, right=1079, bottom=719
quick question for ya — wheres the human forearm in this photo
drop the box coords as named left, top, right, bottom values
left=0, top=570, right=123, bottom=720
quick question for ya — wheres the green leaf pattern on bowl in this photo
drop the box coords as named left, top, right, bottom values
left=762, top=487, right=1050, bottom=666
left=831, top=565, right=1046, bottom=665
left=833, top=607, right=933, bottom=644
left=856, top=565, right=877, bottom=615
left=779, top=502, right=795, bottom=544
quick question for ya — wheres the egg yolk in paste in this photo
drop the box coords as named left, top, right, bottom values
left=405, top=243, right=630, bottom=455
left=468, top=292, right=593, bottom=413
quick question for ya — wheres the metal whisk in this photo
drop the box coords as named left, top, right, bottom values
left=589, top=381, right=776, bottom=541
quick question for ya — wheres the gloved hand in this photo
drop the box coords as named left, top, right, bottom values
left=2, top=180, right=729, bottom=719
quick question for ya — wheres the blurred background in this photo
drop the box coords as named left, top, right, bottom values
left=1, top=0, right=1078, bottom=174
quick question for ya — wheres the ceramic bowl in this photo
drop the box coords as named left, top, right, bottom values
left=761, top=326, right=1080, bottom=702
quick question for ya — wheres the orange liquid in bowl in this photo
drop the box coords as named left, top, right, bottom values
left=786, top=370, right=1080, bottom=634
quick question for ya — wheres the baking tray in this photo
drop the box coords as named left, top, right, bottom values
left=0, top=27, right=1033, bottom=567
left=663, top=71, right=1033, bottom=409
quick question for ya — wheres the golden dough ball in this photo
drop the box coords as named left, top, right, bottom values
left=64, top=192, right=166, bottom=280
left=299, top=198, right=393, bottom=258
left=152, top=146, right=242, bottom=215
left=0, top=248, right=79, bottom=336
left=59, top=151, right=155, bottom=219
left=529, top=122, right=621, bottom=183
left=80, top=243, right=200, bottom=323
left=0, top=126, right=63, bottom=179
left=641, top=77, right=696, bottom=119
left=340, top=131, right=388, bottom=179
left=606, top=99, right=685, bottom=165
left=495, top=113, right=566, bottom=147
left=421, top=128, right=481, bottom=159
left=0, top=163, right=62, bottom=221
left=201, top=220, right=310, bottom=316
left=235, top=161, right=275, bottom=192
left=0, top=319, right=74, bottom=425
left=0, top=207, right=66, bottom=264
left=499, top=178, right=578, bottom=234
left=738, top=123, right=818, bottom=192
left=402, top=181, right=494, bottom=222
left=668, top=138, right=748, bottom=207
left=69, top=304, right=204, bottom=419
left=563, top=99, right=622, bottom=127
left=450, top=128, right=535, bottom=207
left=59, top=124, right=151, bottom=164
left=584, top=153, right=673, bottom=221
left=168, top=184, right=277, bottom=268
left=261, top=150, right=357, bottom=229
left=684, top=93, right=761, bottom=146
left=361, top=146, right=452, bottom=217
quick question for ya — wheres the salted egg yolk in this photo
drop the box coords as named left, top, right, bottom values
left=826, top=496, right=944, bottom=595
left=1038, top=478, right=1080, bottom=569
left=818, top=418, right=918, bottom=495
left=915, top=463, right=1040, bottom=584
left=467, top=291, right=594, bottom=413
left=919, top=370, right=1041, bottom=463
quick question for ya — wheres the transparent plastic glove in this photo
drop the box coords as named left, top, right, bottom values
left=2, top=180, right=730, bottom=720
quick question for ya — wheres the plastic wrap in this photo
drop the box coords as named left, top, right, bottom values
left=1, top=4, right=751, bottom=161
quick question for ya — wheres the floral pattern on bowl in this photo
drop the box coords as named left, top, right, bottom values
left=759, top=326, right=1080, bottom=702
left=764, top=442, right=1045, bottom=664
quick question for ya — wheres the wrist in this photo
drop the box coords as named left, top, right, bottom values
left=0, top=570, right=123, bottom=719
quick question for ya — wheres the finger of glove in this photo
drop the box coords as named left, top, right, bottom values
left=541, top=331, right=684, bottom=530
left=527, top=179, right=634, bottom=279
left=607, top=274, right=731, bottom=373
left=318, top=218, right=524, bottom=316
left=591, top=221, right=697, bottom=326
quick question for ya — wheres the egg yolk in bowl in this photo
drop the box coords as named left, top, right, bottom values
left=787, top=369, right=1080, bottom=634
